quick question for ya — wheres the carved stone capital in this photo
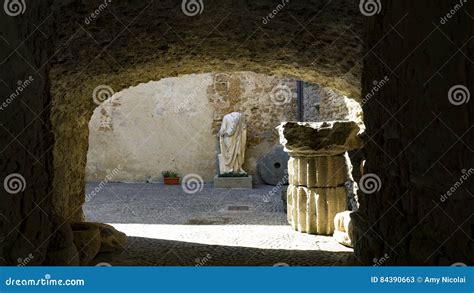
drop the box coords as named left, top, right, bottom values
left=277, top=121, right=363, bottom=156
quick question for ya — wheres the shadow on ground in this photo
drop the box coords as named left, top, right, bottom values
left=85, top=183, right=357, bottom=266
left=92, top=236, right=358, bottom=266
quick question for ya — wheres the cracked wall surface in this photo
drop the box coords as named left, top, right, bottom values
left=86, top=72, right=300, bottom=183
left=86, top=71, right=331, bottom=183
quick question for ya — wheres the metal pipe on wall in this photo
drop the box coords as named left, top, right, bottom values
left=296, top=80, right=304, bottom=121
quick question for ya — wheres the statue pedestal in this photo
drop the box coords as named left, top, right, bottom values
left=213, top=175, right=252, bottom=189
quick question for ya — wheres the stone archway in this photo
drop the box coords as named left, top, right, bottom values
left=2, top=0, right=471, bottom=266
left=79, top=70, right=362, bottom=265
left=48, top=0, right=364, bottom=224
left=39, top=0, right=366, bottom=266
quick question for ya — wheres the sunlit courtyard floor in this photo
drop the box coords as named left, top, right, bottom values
left=84, top=183, right=358, bottom=266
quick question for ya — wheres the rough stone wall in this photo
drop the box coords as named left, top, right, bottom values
left=48, top=0, right=364, bottom=221
left=319, top=87, right=364, bottom=131
left=302, top=84, right=364, bottom=126
left=207, top=72, right=298, bottom=180
left=86, top=72, right=300, bottom=183
left=302, top=82, right=321, bottom=121
left=352, top=0, right=474, bottom=265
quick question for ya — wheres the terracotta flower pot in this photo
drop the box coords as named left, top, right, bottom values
left=164, top=177, right=180, bottom=185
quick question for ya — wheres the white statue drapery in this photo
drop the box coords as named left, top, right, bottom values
left=217, top=112, right=247, bottom=174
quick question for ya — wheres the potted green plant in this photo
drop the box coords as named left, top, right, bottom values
left=162, top=170, right=180, bottom=185
left=219, top=171, right=248, bottom=177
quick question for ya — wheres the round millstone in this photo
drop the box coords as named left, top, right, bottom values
left=257, top=145, right=290, bottom=185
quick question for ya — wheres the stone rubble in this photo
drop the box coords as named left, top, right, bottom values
left=333, top=211, right=354, bottom=247
left=45, top=222, right=127, bottom=265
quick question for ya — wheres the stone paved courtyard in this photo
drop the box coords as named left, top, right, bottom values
left=84, top=183, right=357, bottom=266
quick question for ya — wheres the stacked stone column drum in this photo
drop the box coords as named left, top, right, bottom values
left=287, top=155, right=349, bottom=234
left=278, top=121, right=363, bottom=236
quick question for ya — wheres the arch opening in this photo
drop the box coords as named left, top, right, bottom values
left=81, top=70, right=364, bottom=265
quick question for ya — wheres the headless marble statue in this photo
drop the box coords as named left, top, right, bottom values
left=217, top=112, right=247, bottom=174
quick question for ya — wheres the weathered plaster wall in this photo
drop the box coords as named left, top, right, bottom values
left=86, top=72, right=302, bottom=182
left=87, top=73, right=216, bottom=183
